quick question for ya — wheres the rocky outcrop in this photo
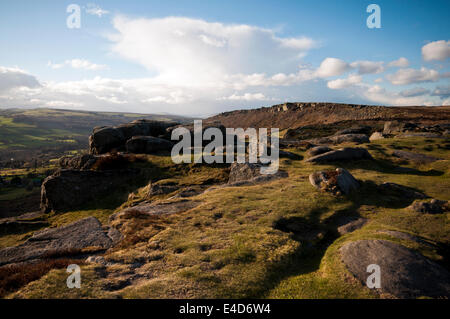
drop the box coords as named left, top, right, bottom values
left=228, top=163, right=263, bottom=184
left=89, top=126, right=126, bottom=154
left=337, top=218, right=368, bottom=235
left=166, top=121, right=227, bottom=148
left=125, top=136, right=174, bottom=154
left=59, top=154, right=98, bottom=170
left=369, top=132, right=385, bottom=141
left=306, top=147, right=372, bottom=163
left=41, top=169, right=141, bottom=213
left=109, top=199, right=200, bottom=227
left=378, top=182, right=428, bottom=200
left=309, top=168, right=359, bottom=195
left=378, top=230, right=434, bottom=247
left=340, top=239, right=450, bottom=298
left=407, top=199, right=449, bottom=214
left=396, top=132, right=443, bottom=138
left=383, top=121, right=416, bottom=134
left=0, top=217, right=118, bottom=266
left=335, top=126, right=371, bottom=135
left=383, top=121, right=450, bottom=137
left=228, top=162, right=287, bottom=185
left=279, top=150, right=302, bottom=160
left=147, top=181, right=179, bottom=196
left=392, top=150, right=441, bottom=164
left=309, top=134, right=370, bottom=145
left=117, top=119, right=177, bottom=140
left=307, top=145, right=332, bottom=157
left=89, top=120, right=178, bottom=154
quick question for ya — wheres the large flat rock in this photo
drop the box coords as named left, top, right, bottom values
left=0, top=217, right=116, bottom=266
left=228, top=162, right=288, bottom=185
left=392, top=150, right=441, bottom=164
left=110, top=199, right=201, bottom=223
left=309, top=134, right=370, bottom=145
left=340, top=239, right=450, bottom=298
left=306, top=147, right=372, bottom=163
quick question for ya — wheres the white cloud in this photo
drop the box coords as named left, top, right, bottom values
left=324, top=72, right=438, bottom=107
left=0, top=66, right=41, bottom=92
left=422, top=40, right=450, bottom=61
left=386, top=67, right=440, bottom=85
left=388, top=57, right=409, bottom=68
left=431, top=85, right=450, bottom=99
left=350, top=60, right=385, bottom=74
left=48, top=59, right=108, bottom=71
left=86, top=4, right=109, bottom=18
left=217, top=92, right=269, bottom=101
left=45, top=100, right=84, bottom=107
left=109, top=16, right=318, bottom=86
left=2, top=16, right=448, bottom=114
left=400, top=87, right=430, bottom=97
left=67, top=59, right=108, bottom=70
left=327, top=74, right=362, bottom=89
left=47, top=61, right=64, bottom=69
left=361, top=84, right=433, bottom=106
left=314, top=58, right=350, bottom=78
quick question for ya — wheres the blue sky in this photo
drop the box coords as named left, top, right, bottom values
left=0, top=0, right=449, bottom=116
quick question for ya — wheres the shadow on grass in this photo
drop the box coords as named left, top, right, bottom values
left=248, top=226, right=340, bottom=298
left=0, top=220, right=49, bottom=237
left=243, top=207, right=344, bottom=298
left=248, top=172, right=433, bottom=297
left=332, top=158, right=444, bottom=177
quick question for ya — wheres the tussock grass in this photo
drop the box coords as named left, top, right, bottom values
left=4, top=136, right=450, bottom=299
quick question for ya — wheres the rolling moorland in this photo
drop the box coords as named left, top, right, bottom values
left=0, top=103, right=449, bottom=299
left=0, top=108, right=191, bottom=165
left=0, top=108, right=191, bottom=220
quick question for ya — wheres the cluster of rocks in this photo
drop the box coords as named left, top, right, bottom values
left=89, top=119, right=178, bottom=155
left=284, top=120, right=449, bottom=148
left=89, top=119, right=235, bottom=155
left=309, top=168, right=360, bottom=196
left=59, top=154, right=97, bottom=170
left=383, top=120, right=449, bottom=137
left=408, top=199, right=449, bottom=214
left=40, top=169, right=142, bottom=213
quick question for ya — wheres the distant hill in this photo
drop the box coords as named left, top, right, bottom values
left=207, top=102, right=450, bottom=130
left=0, top=108, right=192, bottom=163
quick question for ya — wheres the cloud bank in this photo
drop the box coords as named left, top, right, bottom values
left=0, top=16, right=449, bottom=115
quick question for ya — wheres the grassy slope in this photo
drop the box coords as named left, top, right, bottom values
left=0, top=108, right=191, bottom=151
left=4, top=136, right=449, bottom=299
